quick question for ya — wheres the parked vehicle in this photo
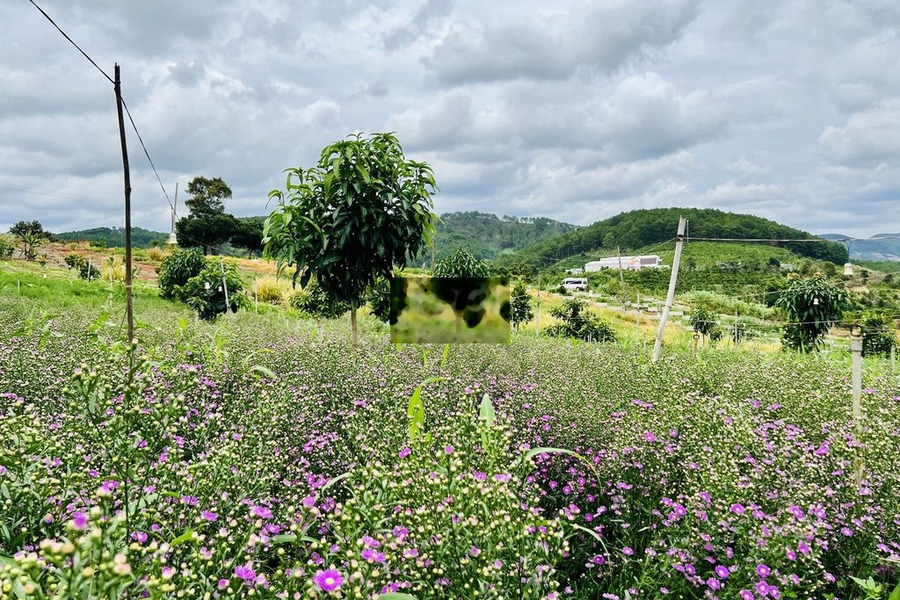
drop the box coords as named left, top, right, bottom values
left=561, top=277, right=588, bottom=291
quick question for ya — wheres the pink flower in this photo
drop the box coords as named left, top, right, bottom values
left=201, top=510, right=218, bottom=522
left=312, top=568, right=344, bottom=592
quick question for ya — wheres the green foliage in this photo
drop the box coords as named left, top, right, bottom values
left=680, top=289, right=776, bottom=320
left=54, top=227, right=166, bottom=248
left=365, top=277, right=391, bottom=323
left=63, top=252, right=101, bottom=281
left=546, top=298, right=616, bottom=342
left=184, top=176, right=232, bottom=214
left=230, top=217, right=265, bottom=257
left=157, top=248, right=206, bottom=300
left=9, top=220, right=51, bottom=241
left=690, top=307, right=718, bottom=339
left=511, top=279, right=534, bottom=330
left=289, top=278, right=349, bottom=320
left=175, top=211, right=239, bottom=256
left=264, top=132, right=438, bottom=345
left=860, top=312, right=897, bottom=357
left=422, top=211, right=579, bottom=263
left=177, top=260, right=246, bottom=320
left=0, top=235, right=14, bottom=259
left=776, top=275, right=850, bottom=352
left=432, top=247, right=490, bottom=278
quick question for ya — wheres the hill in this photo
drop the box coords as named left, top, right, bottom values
left=503, top=208, right=848, bottom=268
left=820, top=233, right=900, bottom=262
left=55, top=226, right=169, bottom=248
left=422, top=211, right=579, bottom=263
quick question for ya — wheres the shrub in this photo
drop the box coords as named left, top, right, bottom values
left=0, top=235, right=14, bottom=260
left=146, top=246, right=169, bottom=262
left=253, top=276, right=290, bottom=305
left=63, top=252, right=101, bottom=281
left=511, top=279, right=534, bottom=330
left=177, top=260, right=247, bottom=320
left=88, top=239, right=107, bottom=249
left=433, top=248, right=490, bottom=278
left=157, top=248, right=206, bottom=300
left=545, top=298, right=615, bottom=342
left=861, top=312, right=897, bottom=357
left=289, top=278, right=349, bottom=320
left=365, top=277, right=391, bottom=323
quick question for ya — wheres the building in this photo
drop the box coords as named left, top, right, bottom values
left=585, top=255, right=663, bottom=272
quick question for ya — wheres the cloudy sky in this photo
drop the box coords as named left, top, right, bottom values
left=2, top=0, right=899, bottom=237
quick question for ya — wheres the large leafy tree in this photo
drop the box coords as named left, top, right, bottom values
left=263, top=132, right=438, bottom=348
left=776, top=274, right=849, bottom=352
left=176, top=176, right=238, bottom=255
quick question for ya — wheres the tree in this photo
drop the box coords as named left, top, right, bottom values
left=10, top=220, right=51, bottom=261
left=860, top=312, right=897, bottom=357
left=157, top=248, right=206, bottom=300
left=176, top=176, right=238, bottom=255
left=690, top=307, right=720, bottom=345
left=290, top=278, right=350, bottom=323
left=511, top=279, right=533, bottom=331
left=185, top=176, right=232, bottom=214
left=264, top=132, right=438, bottom=348
left=545, top=298, right=615, bottom=342
left=776, top=274, right=849, bottom=352
left=230, top=217, right=264, bottom=258
left=433, top=248, right=490, bottom=278
left=178, top=260, right=246, bottom=320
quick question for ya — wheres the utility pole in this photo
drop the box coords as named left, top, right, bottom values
left=114, top=63, right=134, bottom=342
left=652, top=217, right=687, bottom=362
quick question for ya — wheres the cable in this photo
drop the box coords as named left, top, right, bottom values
left=687, top=237, right=840, bottom=243
left=27, top=0, right=114, bottom=85
left=120, top=99, right=175, bottom=215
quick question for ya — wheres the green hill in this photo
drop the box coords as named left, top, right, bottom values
left=55, top=227, right=169, bottom=248
left=503, top=208, right=848, bottom=268
left=421, top=212, right=579, bottom=263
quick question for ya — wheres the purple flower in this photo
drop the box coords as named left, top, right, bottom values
left=312, top=569, right=344, bottom=592
left=234, top=563, right=256, bottom=583
left=251, top=506, right=273, bottom=519
left=361, top=548, right=386, bottom=563
left=740, top=590, right=754, bottom=600
left=444, top=445, right=454, bottom=455
left=71, top=511, right=88, bottom=531
left=715, top=565, right=730, bottom=579
left=180, top=495, right=198, bottom=506
left=707, top=577, right=722, bottom=590
left=131, top=531, right=148, bottom=543
left=470, top=546, right=481, bottom=557
left=756, top=580, right=770, bottom=596
left=840, top=527, right=853, bottom=536
left=622, top=546, right=634, bottom=556
left=217, top=579, right=229, bottom=590
left=730, top=503, right=745, bottom=516
left=201, top=510, right=218, bottom=522
left=756, top=564, right=770, bottom=578
left=399, top=447, right=411, bottom=459
left=361, top=535, right=380, bottom=548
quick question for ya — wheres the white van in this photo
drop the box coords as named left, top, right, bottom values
left=561, top=277, right=588, bottom=291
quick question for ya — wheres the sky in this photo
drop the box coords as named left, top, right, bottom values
left=2, top=0, right=899, bottom=238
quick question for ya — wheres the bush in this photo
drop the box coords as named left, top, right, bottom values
left=861, top=312, right=897, bottom=357
left=511, top=279, right=534, bottom=330
left=88, top=239, right=107, bottom=249
left=433, top=248, right=490, bottom=278
left=0, top=235, right=16, bottom=260
left=146, top=246, right=169, bottom=262
left=365, top=277, right=391, bottom=323
left=157, top=248, right=206, bottom=300
left=289, top=278, right=349, bottom=320
left=63, top=252, right=100, bottom=281
left=253, top=276, right=290, bottom=305
left=545, top=298, right=615, bottom=342
left=177, top=260, right=247, bottom=320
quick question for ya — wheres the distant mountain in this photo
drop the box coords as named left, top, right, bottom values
left=503, top=208, right=849, bottom=268
left=421, top=211, right=579, bottom=263
left=819, top=233, right=900, bottom=262
left=55, top=226, right=168, bottom=248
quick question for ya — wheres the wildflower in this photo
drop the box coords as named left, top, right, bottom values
left=730, top=503, right=745, bottom=516
left=234, top=563, right=256, bottom=583
left=399, top=447, right=411, bottom=459
left=739, top=590, right=754, bottom=600
left=312, top=569, right=344, bottom=592
left=444, top=445, right=454, bottom=455
left=201, top=510, right=218, bottom=522
left=361, top=535, right=380, bottom=548
left=757, top=564, right=770, bottom=578
left=180, top=495, right=198, bottom=506
left=715, top=565, right=730, bottom=579
left=71, top=512, right=88, bottom=531
left=252, top=506, right=273, bottom=519
left=217, top=579, right=229, bottom=590
left=361, top=548, right=386, bottom=563
left=470, top=546, right=481, bottom=557
left=756, top=580, right=770, bottom=596
left=622, top=546, right=634, bottom=556
left=707, top=577, right=721, bottom=590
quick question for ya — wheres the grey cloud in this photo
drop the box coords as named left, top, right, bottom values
left=819, top=100, right=900, bottom=166
left=425, top=0, right=700, bottom=86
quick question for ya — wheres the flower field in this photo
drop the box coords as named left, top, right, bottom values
left=0, top=300, right=898, bottom=599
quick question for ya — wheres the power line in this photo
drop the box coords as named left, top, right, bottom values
left=121, top=98, right=175, bottom=215
left=27, top=0, right=114, bottom=85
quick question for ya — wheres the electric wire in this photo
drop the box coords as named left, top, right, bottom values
left=27, top=0, right=114, bottom=85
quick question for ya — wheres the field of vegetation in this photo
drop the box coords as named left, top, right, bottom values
left=1, top=267, right=898, bottom=600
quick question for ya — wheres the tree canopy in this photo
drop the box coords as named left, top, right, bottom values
left=185, top=176, right=232, bottom=214
left=176, top=176, right=238, bottom=255
left=263, top=132, right=438, bottom=347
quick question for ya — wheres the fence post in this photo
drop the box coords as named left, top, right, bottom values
left=652, top=216, right=687, bottom=362
left=850, top=324, right=863, bottom=424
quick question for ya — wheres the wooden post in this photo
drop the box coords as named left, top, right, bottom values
left=652, top=217, right=687, bottom=362
left=87, top=258, right=93, bottom=282
left=535, top=273, right=541, bottom=338
left=114, top=63, right=135, bottom=343
left=850, top=325, right=863, bottom=425
left=220, top=257, right=230, bottom=314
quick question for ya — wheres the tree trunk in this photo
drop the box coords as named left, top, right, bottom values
left=351, top=305, right=359, bottom=350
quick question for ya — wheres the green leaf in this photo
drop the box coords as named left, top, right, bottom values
left=479, top=393, right=495, bottom=426
left=379, top=594, right=417, bottom=600
left=170, top=529, right=196, bottom=547
left=440, top=343, right=450, bottom=368
left=0, top=555, right=27, bottom=599
left=272, top=534, right=297, bottom=545
left=250, top=365, right=278, bottom=379
left=888, top=581, right=900, bottom=600
left=321, top=472, right=351, bottom=492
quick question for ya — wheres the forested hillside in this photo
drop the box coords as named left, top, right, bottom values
left=54, top=226, right=168, bottom=248
left=503, top=208, right=848, bottom=267
left=420, top=211, right=579, bottom=262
